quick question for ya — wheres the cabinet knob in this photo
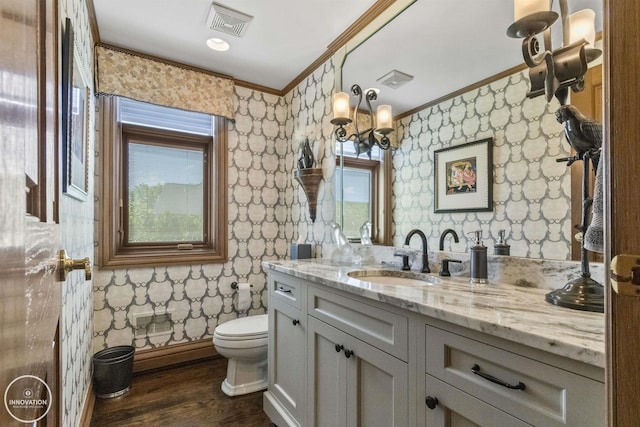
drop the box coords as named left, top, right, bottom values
left=425, top=396, right=439, bottom=410
left=292, top=319, right=300, bottom=326
left=335, top=344, right=344, bottom=353
left=344, top=349, right=354, bottom=358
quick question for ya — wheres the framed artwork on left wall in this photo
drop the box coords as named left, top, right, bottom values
left=61, top=17, right=89, bottom=200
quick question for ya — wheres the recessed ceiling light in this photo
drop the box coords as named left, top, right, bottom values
left=206, top=37, right=230, bottom=52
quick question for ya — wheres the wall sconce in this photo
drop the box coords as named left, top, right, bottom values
left=331, top=84, right=393, bottom=158
left=507, top=0, right=601, bottom=104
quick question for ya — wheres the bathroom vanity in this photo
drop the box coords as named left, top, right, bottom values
left=262, top=260, right=605, bottom=427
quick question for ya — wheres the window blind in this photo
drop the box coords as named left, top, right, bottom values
left=120, top=98, right=213, bottom=136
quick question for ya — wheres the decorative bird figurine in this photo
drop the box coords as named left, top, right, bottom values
left=555, top=104, right=603, bottom=171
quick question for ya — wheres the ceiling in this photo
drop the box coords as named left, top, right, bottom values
left=91, top=0, right=379, bottom=91
left=91, top=0, right=603, bottom=115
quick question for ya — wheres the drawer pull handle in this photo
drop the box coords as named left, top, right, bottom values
left=425, top=396, right=439, bottom=410
left=335, top=344, right=344, bottom=353
left=344, top=349, right=354, bottom=358
left=292, top=319, right=300, bottom=326
left=471, top=364, right=526, bottom=391
left=277, top=287, right=292, bottom=294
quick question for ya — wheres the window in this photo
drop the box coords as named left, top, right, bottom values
left=336, top=156, right=378, bottom=240
left=100, top=97, right=227, bottom=267
left=335, top=142, right=391, bottom=244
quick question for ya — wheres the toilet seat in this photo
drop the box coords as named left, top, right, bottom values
left=214, top=314, right=268, bottom=341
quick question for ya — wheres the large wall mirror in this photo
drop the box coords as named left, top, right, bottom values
left=339, top=0, right=603, bottom=261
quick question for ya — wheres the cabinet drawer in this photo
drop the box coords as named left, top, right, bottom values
left=308, top=285, right=408, bottom=361
left=425, top=374, right=531, bottom=427
left=425, top=325, right=604, bottom=427
left=269, top=272, right=306, bottom=310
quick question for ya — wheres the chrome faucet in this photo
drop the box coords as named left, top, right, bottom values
left=402, top=229, right=430, bottom=273
left=439, top=228, right=459, bottom=251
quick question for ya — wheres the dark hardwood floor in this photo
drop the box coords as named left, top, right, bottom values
left=91, top=357, right=275, bottom=427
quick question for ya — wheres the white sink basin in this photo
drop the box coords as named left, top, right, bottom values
left=347, top=270, right=441, bottom=286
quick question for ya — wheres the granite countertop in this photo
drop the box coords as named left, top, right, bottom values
left=263, top=259, right=605, bottom=368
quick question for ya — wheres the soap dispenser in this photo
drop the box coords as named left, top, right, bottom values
left=468, top=231, right=488, bottom=285
left=494, top=230, right=511, bottom=256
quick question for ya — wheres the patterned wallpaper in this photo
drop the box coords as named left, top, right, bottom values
left=392, top=71, right=573, bottom=260
left=92, top=61, right=338, bottom=352
left=286, top=60, right=338, bottom=256
left=59, top=0, right=94, bottom=426
left=91, top=60, right=575, bottom=367
left=56, top=6, right=582, bottom=422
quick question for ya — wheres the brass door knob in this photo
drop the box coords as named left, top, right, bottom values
left=59, top=250, right=92, bottom=281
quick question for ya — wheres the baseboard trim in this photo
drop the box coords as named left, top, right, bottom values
left=133, top=339, right=218, bottom=373
left=263, top=391, right=299, bottom=427
left=78, top=381, right=96, bottom=427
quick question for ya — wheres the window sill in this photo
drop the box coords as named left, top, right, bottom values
left=99, top=248, right=227, bottom=268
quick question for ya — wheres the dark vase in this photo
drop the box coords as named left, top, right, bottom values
left=297, top=138, right=315, bottom=169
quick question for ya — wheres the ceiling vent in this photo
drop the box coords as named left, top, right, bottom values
left=206, top=3, right=253, bottom=37
left=377, top=69, right=414, bottom=89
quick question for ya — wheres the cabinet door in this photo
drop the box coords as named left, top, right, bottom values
left=345, top=323, right=409, bottom=427
left=308, top=316, right=409, bottom=427
left=307, top=316, right=348, bottom=427
left=424, top=375, right=531, bottom=427
left=269, top=298, right=305, bottom=424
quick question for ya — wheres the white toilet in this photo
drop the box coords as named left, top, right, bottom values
left=212, top=314, right=268, bottom=396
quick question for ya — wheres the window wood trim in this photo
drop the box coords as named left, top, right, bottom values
left=380, top=149, right=393, bottom=246
left=99, top=97, right=228, bottom=268
left=121, top=124, right=212, bottom=248
left=336, top=155, right=381, bottom=243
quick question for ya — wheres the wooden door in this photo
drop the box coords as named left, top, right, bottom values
left=605, top=1, right=640, bottom=425
left=0, top=0, right=61, bottom=425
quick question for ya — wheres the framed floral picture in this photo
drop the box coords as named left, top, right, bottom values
left=434, top=138, right=493, bottom=213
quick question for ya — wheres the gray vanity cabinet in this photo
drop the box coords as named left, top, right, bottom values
left=306, top=316, right=409, bottom=427
left=265, top=274, right=410, bottom=427
left=305, top=284, right=410, bottom=426
left=263, top=269, right=605, bottom=427
left=421, top=321, right=605, bottom=427
left=264, top=273, right=307, bottom=427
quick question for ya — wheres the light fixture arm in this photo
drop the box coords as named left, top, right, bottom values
left=508, top=0, right=599, bottom=104
left=559, top=0, right=570, bottom=46
left=350, top=84, right=363, bottom=143
left=364, top=87, right=377, bottom=135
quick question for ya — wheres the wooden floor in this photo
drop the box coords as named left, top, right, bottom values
left=91, top=357, right=275, bottom=427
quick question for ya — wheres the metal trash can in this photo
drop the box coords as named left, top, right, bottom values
left=93, top=345, right=135, bottom=398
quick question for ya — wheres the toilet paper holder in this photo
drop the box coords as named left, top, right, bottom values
left=231, top=281, right=253, bottom=290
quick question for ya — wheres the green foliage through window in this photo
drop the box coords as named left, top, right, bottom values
left=128, top=184, right=203, bottom=243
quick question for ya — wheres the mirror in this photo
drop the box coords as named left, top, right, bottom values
left=340, top=0, right=604, bottom=261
